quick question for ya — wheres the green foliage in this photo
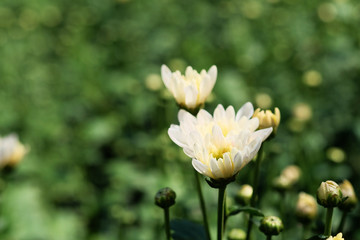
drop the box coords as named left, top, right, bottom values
left=0, top=0, right=359, bottom=239
left=170, top=219, right=207, bottom=240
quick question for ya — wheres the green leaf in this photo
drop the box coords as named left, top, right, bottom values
left=170, top=219, right=207, bottom=240
left=227, top=206, right=264, bottom=218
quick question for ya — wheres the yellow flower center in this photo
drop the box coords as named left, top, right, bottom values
left=212, top=145, right=232, bottom=160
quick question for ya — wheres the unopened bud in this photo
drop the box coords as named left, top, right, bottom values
left=317, top=180, right=342, bottom=208
left=259, top=216, right=284, bottom=236
left=273, top=165, right=301, bottom=191
left=338, top=180, right=357, bottom=211
left=253, top=107, right=281, bottom=135
left=235, top=184, right=253, bottom=205
left=0, top=134, right=28, bottom=168
left=155, top=187, right=176, bottom=209
left=296, top=192, right=318, bottom=223
left=228, top=228, right=246, bottom=240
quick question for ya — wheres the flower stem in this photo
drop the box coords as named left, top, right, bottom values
left=164, top=207, right=171, bottom=240
left=266, top=235, right=272, bottom=240
left=324, top=207, right=334, bottom=237
left=218, top=186, right=226, bottom=240
left=194, top=169, right=211, bottom=240
left=337, top=211, right=348, bottom=233
left=246, top=145, right=265, bottom=240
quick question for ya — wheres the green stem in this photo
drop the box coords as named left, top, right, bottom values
left=164, top=207, right=171, bottom=240
left=251, top=146, right=264, bottom=207
left=194, top=169, right=211, bottom=240
left=218, top=186, right=226, bottom=240
left=324, top=207, right=334, bottom=237
left=266, top=235, right=272, bottom=240
left=302, top=223, right=309, bottom=240
left=246, top=145, right=265, bottom=240
left=337, top=211, right=348, bottom=233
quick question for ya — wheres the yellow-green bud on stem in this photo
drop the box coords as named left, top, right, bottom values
left=235, top=184, right=253, bottom=205
left=228, top=228, right=246, bottom=240
left=296, top=192, right=318, bottom=224
left=338, top=180, right=358, bottom=212
left=317, top=181, right=343, bottom=208
left=155, top=187, right=176, bottom=209
left=259, top=216, right=284, bottom=236
left=253, top=107, right=281, bottom=137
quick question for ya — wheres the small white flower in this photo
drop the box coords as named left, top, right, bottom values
left=0, top=134, right=28, bottom=167
left=161, top=65, right=217, bottom=110
left=168, top=102, right=272, bottom=180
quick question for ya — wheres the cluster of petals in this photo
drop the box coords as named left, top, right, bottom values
left=161, top=65, right=217, bottom=110
left=168, top=103, right=272, bottom=180
left=0, top=134, right=28, bottom=167
left=327, top=233, right=344, bottom=240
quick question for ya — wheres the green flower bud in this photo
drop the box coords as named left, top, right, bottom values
left=235, top=184, right=253, bottom=205
left=317, top=180, right=343, bottom=208
left=155, top=187, right=176, bottom=209
left=338, top=180, right=358, bottom=211
left=259, top=216, right=284, bottom=236
left=228, top=228, right=246, bottom=240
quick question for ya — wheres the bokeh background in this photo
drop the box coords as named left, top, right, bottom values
left=0, top=0, right=359, bottom=239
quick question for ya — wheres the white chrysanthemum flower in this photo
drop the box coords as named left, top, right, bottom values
left=168, top=103, right=272, bottom=180
left=161, top=64, right=217, bottom=110
left=0, top=134, right=28, bottom=167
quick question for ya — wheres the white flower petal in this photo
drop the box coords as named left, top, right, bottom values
left=208, top=65, right=217, bottom=84
left=236, top=102, right=254, bottom=120
left=161, top=64, right=172, bottom=90
left=184, top=85, right=198, bottom=109
left=178, top=109, right=196, bottom=125
left=247, top=140, right=262, bottom=162
left=197, top=109, right=213, bottom=124
left=251, top=127, right=273, bottom=142
left=226, top=106, right=236, bottom=120
left=192, top=159, right=208, bottom=175
left=214, top=104, right=226, bottom=121
left=183, top=147, right=194, bottom=158
left=185, top=66, right=194, bottom=77
left=210, top=157, right=222, bottom=179
left=223, top=153, right=234, bottom=177
left=198, top=75, right=212, bottom=103
left=233, top=151, right=244, bottom=172
left=212, top=125, right=225, bottom=147
left=245, top=118, right=260, bottom=131
left=168, top=125, right=187, bottom=148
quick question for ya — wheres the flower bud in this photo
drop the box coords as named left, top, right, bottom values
left=253, top=107, right=281, bottom=135
left=259, top=216, right=284, bottom=236
left=296, top=192, right=318, bottom=223
left=338, top=180, right=357, bottom=211
left=273, top=165, right=301, bottom=191
left=317, top=180, right=343, bottom=208
left=326, top=232, right=344, bottom=240
left=228, top=228, right=246, bottom=240
left=155, top=187, right=176, bottom=209
left=235, top=184, right=253, bottom=205
left=0, top=134, right=28, bottom=168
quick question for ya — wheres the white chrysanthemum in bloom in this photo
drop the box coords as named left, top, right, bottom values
left=161, top=65, right=217, bottom=110
left=0, top=134, right=28, bottom=167
left=168, top=103, right=272, bottom=180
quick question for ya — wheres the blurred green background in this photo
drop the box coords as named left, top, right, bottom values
left=0, top=0, right=359, bottom=239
